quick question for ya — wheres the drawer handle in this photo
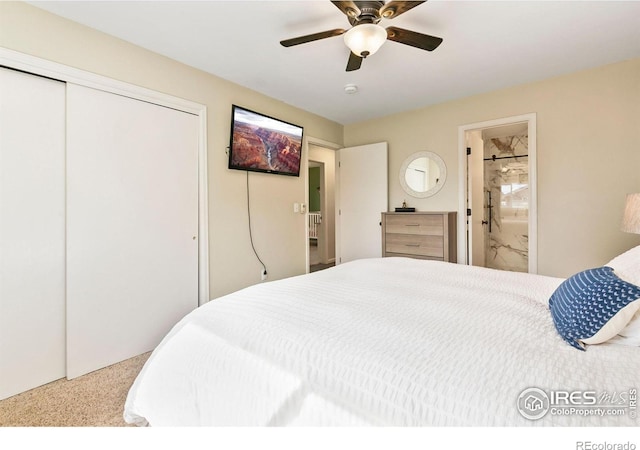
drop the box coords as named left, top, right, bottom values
left=404, top=224, right=421, bottom=227
left=405, top=244, right=421, bottom=247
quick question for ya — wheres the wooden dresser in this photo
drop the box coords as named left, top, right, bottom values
left=381, top=212, right=457, bottom=262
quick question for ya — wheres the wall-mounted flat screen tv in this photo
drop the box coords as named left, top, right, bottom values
left=228, top=105, right=304, bottom=177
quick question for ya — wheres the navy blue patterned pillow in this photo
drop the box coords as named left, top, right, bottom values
left=549, top=266, right=640, bottom=351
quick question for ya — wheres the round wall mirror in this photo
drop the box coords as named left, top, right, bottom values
left=399, top=151, right=447, bottom=198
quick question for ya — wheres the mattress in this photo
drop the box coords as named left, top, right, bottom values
left=124, top=257, right=639, bottom=426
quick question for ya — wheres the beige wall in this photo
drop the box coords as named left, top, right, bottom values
left=0, top=2, right=343, bottom=298
left=344, top=58, right=640, bottom=277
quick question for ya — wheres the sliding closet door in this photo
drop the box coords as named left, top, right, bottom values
left=0, top=68, right=66, bottom=399
left=66, top=84, right=199, bottom=379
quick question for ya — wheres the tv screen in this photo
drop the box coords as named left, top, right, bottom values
left=228, top=105, right=304, bottom=177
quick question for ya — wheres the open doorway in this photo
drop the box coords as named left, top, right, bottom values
left=458, top=114, right=537, bottom=273
left=307, top=143, right=337, bottom=273
left=308, top=160, right=324, bottom=270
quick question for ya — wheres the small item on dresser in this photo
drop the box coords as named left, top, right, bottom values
left=395, top=200, right=415, bottom=212
left=395, top=207, right=416, bottom=212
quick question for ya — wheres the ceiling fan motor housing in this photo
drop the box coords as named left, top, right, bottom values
left=348, top=1, right=385, bottom=26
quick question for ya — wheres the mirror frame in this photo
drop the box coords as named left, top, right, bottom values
left=399, top=151, right=447, bottom=198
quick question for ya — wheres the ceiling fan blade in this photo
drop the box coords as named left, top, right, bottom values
left=330, top=1, right=361, bottom=19
left=346, top=52, right=363, bottom=72
left=386, top=26, right=442, bottom=51
left=379, top=1, right=426, bottom=19
left=280, top=29, right=346, bottom=47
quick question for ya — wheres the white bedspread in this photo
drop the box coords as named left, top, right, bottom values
left=124, top=258, right=640, bottom=426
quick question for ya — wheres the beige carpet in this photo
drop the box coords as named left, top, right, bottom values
left=0, top=352, right=150, bottom=427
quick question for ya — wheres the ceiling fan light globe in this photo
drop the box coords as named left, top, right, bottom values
left=343, top=24, right=387, bottom=58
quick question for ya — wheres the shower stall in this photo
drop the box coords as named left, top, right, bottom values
left=482, top=134, right=529, bottom=272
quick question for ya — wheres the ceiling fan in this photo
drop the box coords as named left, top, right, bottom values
left=280, top=1, right=443, bottom=72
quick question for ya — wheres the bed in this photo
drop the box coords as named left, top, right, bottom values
left=123, top=256, right=640, bottom=426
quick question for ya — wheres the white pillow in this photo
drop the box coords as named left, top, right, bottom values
left=607, top=309, right=640, bottom=347
left=606, top=245, right=640, bottom=346
left=607, top=244, right=640, bottom=286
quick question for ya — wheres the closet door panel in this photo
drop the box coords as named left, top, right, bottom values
left=66, top=84, right=198, bottom=379
left=0, top=68, right=66, bottom=399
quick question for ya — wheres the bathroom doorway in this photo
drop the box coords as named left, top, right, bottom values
left=458, top=114, right=537, bottom=273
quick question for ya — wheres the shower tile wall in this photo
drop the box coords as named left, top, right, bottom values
left=484, top=135, right=528, bottom=272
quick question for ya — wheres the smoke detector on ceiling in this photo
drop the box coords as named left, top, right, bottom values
left=344, top=84, right=358, bottom=94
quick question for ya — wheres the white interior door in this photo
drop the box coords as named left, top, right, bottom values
left=336, top=142, right=388, bottom=264
left=0, top=68, right=66, bottom=399
left=468, top=130, right=485, bottom=266
left=66, top=84, right=199, bottom=379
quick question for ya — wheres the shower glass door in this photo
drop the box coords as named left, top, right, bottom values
left=483, top=135, right=529, bottom=272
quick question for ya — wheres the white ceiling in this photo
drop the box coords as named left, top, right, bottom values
left=29, top=1, right=640, bottom=125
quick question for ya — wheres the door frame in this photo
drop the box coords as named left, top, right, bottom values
left=303, top=136, right=341, bottom=273
left=457, top=113, right=537, bottom=273
left=0, top=48, right=210, bottom=303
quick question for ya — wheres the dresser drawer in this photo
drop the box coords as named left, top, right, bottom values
left=381, top=211, right=457, bottom=262
left=384, top=233, right=444, bottom=258
left=384, top=214, right=443, bottom=236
